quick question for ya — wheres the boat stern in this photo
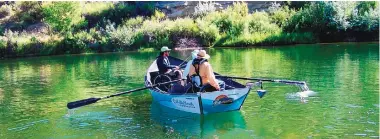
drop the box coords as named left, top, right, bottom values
left=200, top=87, right=251, bottom=114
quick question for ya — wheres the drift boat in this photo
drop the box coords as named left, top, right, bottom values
left=67, top=56, right=312, bottom=112
left=145, top=56, right=311, bottom=114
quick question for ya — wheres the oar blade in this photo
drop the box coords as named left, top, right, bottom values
left=67, top=97, right=101, bottom=109
left=257, top=90, right=267, bottom=98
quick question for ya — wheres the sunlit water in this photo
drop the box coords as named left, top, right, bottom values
left=0, top=43, right=378, bottom=138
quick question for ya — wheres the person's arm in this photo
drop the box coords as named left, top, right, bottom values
left=188, top=64, right=195, bottom=77
left=205, top=63, right=220, bottom=90
left=164, top=58, right=177, bottom=69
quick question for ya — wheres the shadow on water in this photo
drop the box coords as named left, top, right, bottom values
left=150, top=102, right=247, bottom=138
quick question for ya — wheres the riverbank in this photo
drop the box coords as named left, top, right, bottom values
left=0, top=1, right=378, bottom=58
left=1, top=41, right=378, bottom=61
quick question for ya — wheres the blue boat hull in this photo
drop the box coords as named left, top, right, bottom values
left=149, top=87, right=251, bottom=114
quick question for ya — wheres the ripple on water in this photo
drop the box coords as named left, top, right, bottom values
left=354, top=133, right=367, bottom=136
left=364, top=129, right=375, bottom=133
left=8, top=119, right=49, bottom=131
left=79, top=122, right=92, bottom=127
left=346, top=104, right=363, bottom=108
left=324, top=125, right=334, bottom=129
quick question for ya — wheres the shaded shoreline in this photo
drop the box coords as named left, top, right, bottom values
left=1, top=41, right=378, bottom=60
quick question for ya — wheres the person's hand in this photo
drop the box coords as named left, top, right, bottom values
left=174, top=66, right=179, bottom=70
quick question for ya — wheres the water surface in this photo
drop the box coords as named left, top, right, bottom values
left=0, top=43, right=378, bottom=138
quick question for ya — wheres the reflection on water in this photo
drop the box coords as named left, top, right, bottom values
left=150, top=102, right=248, bottom=138
left=0, top=43, right=378, bottom=138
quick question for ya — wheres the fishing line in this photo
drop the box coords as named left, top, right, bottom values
left=177, top=55, right=192, bottom=68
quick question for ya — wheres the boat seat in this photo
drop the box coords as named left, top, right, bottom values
left=188, top=79, right=225, bottom=93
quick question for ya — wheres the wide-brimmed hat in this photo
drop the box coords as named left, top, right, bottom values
left=191, top=50, right=199, bottom=59
left=160, top=46, right=171, bottom=52
left=197, top=50, right=210, bottom=59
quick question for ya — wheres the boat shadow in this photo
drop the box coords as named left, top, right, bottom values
left=150, top=102, right=247, bottom=138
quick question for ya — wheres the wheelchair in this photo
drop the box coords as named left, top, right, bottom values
left=150, top=72, right=172, bottom=92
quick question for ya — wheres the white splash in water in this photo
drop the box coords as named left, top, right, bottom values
left=297, top=90, right=318, bottom=98
left=65, top=109, right=76, bottom=118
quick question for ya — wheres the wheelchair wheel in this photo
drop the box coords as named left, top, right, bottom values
left=153, top=74, right=172, bottom=92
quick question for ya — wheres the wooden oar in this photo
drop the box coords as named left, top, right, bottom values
left=67, top=79, right=185, bottom=109
left=216, top=75, right=307, bottom=85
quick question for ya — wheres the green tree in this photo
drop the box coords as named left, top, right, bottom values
left=42, top=2, right=86, bottom=33
left=356, top=1, right=378, bottom=15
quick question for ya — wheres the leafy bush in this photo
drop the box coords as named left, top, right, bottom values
left=42, top=2, right=86, bottom=32
left=104, top=21, right=135, bottom=50
left=106, top=3, right=137, bottom=25
left=356, top=1, right=378, bottom=15
left=269, top=5, right=296, bottom=27
left=248, top=12, right=280, bottom=34
left=15, top=1, right=43, bottom=24
left=229, top=2, right=249, bottom=17
left=284, top=2, right=330, bottom=34
left=122, top=16, right=144, bottom=28
left=170, top=18, right=199, bottom=37
left=151, top=10, right=165, bottom=20
left=83, top=2, right=114, bottom=16
left=196, top=19, right=220, bottom=46
left=134, top=19, right=172, bottom=49
left=0, top=4, right=12, bottom=18
left=350, top=3, right=379, bottom=32
left=326, top=1, right=357, bottom=31
left=262, top=32, right=316, bottom=45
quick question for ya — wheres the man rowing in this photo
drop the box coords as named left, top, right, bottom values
left=156, top=46, right=183, bottom=81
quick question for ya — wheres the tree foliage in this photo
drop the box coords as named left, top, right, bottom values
left=42, top=2, right=86, bottom=32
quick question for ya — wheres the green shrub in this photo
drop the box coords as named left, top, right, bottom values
left=350, top=3, right=379, bottom=32
left=262, top=32, right=317, bottom=45
left=151, top=10, right=165, bottom=20
left=228, top=2, right=249, bottom=17
left=170, top=18, right=199, bottom=37
left=122, top=16, right=144, bottom=28
left=42, top=2, right=85, bottom=32
left=104, top=21, right=135, bottom=50
left=83, top=2, right=114, bottom=16
left=356, top=1, right=378, bottom=16
left=196, top=19, right=220, bottom=46
left=269, top=6, right=296, bottom=27
left=134, top=20, right=172, bottom=49
left=0, top=4, right=12, bottom=18
left=248, top=12, right=281, bottom=34
left=284, top=2, right=330, bottom=34
left=15, top=1, right=43, bottom=24
left=106, top=3, right=137, bottom=25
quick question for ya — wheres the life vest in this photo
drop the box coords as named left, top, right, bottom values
left=191, top=58, right=208, bottom=87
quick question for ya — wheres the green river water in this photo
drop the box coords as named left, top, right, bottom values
left=0, top=43, right=378, bottom=139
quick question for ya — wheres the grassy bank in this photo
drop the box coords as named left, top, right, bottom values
left=0, top=1, right=378, bottom=58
